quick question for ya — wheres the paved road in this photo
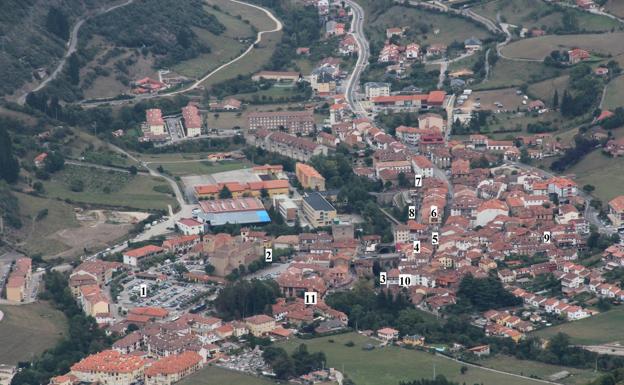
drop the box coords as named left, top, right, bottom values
left=80, top=0, right=283, bottom=107
left=343, top=0, right=370, bottom=118
left=17, top=0, right=136, bottom=104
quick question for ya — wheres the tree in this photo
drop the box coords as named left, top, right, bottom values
left=583, top=184, right=595, bottom=193
left=219, top=185, right=232, bottom=199
left=204, top=262, right=215, bottom=275
left=460, top=365, right=468, bottom=374
left=129, top=166, right=138, bottom=175
left=0, top=127, right=19, bottom=183
left=45, top=7, right=70, bottom=40
left=44, top=151, right=65, bottom=173
left=67, top=53, right=80, bottom=85
left=552, top=89, right=559, bottom=109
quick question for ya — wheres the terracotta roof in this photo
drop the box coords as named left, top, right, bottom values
left=71, top=350, right=146, bottom=374
left=124, top=245, right=163, bottom=258
left=610, top=195, right=624, bottom=213
left=145, top=351, right=202, bottom=376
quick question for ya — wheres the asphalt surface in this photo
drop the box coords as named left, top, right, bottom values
left=343, top=0, right=370, bottom=118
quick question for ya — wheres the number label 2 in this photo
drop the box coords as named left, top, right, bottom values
left=265, top=248, right=273, bottom=262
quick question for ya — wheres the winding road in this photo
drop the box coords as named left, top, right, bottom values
left=343, top=0, right=370, bottom=118
left=17, top=0, right=136, bottom=105
left=22, top=0, right=283, bottom=107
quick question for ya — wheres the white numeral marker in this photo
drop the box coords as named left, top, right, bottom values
left=380, top=272, right=387, bottom=285
left=408, top=206, right=416, bottom=219
left=265, top=248, right=273, bottom=262
left=304, top=291, right=317, bottom=305
left=399, top=274, right=412, bottom=287
left=432, top=232, right=439, bottom=245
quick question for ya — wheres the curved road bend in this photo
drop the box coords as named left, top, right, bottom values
left=81, top=0, right=283, bottom=107
left=17, top=0, right=136, bottom=105
left=343, top=0, right=370, bottom=117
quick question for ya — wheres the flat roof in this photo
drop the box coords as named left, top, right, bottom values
left=303, top=192, right=335, bottom=212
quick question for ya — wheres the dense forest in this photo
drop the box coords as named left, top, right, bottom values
left=84, top=0, right=225, bottom=68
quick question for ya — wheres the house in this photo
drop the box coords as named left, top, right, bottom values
left=296, top=163, right=326, bottom=191
left=405, top=43, right=421, bottom=59
left=175, top=218, right=204, bottom=235
left=411, top=155, right=434, bottom=178
left=426, top=44, right=447, bottom=58
left=5, top=258, right=31, bottom=302
left=123, top=245, right=164, bottom=267
left=568, top=48, right=590, bottom=64
left=474, top=200, right=508, bottom=227
left=377, top=327, right=399, bottom=341
left=605, top=137, right=624, bottom=157
left=244, top=314, right=276, bottom=336
left=209, top=98, right=242, bottom=111
left=34, top=152, right=48, bottom=168
left=547, top=177, right=577, bottom=199
left=403, top=334, right=425, bottom=346
left=386, top=27, right=403, bottom=39
left=608, top=195, right=624, bottom=227
left=296, top=47, right=310, bottom=55
left=528, top=100, right=546, bottom=111
left=339, top=35, right=358, bottom=55
left=310, top=69, right=336, bottom=94
left=302, top=192, right=337, bottom=228
left=467, top=345, right=490, bottom=357
left=464, top=37, right=482, bottom=52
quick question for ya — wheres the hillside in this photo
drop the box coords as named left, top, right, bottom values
left=0, top=0, right=108, bottom=97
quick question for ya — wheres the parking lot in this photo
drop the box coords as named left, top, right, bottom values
left=166, top=117, right=185, bottom=142
left=118, top=260, right=215, bottom=315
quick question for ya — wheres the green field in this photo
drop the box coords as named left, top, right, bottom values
left=15, top=192, right=81, bottom=256
left=527, top=75, right=570, bottom=105
left=501, top=32, right=624, bottom=61
left=476, top=58, right=562, bottom=89
left=481, top=355, right=599, bottom=385
left=535, top=307, right=624, bottom=345
left=473, top=0, right=621, bottom=32
left=565, top=147, right=624, bottom=202
left=0, top=302, right=68, bottom=365
left=178, top=366, right=276, bottom=385
left=158, top=160, right=248, bottom=176
left=43, top=165, right=176, bottom=211
left=278, top=333, right=550, bottom=385
left=367, top=5, right=493, bottom=50
left=602, top=75, right=624, bottom=110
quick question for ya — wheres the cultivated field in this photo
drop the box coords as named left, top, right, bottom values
left=605, top=0, right=624, bottom=19
left=178, top=366, right=276, bottom=385
left=501, top=33, right=624, bottom=60
left=481, top=355, right=599, bottom=385
left=470, top=88, right=527, bottom=110
left=535, top=307, right=624, bottom=345
left=476, top=58, right=562, bottom=89
left=42, top=165, right=176, bottom=211
left=602, top=75, right=624, bottom=110
left=367, top=5, right=493, bottom=48
left=0, top=302, right=67, bottom=365
left=474, top=0, right=621, bottom=32
left=278, top=333, right=551, bottom=385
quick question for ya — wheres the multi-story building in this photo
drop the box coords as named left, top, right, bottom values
left=364, top=82, right=390, bottom=99
left=244, top=314, right=276, bottom=336
left=194, top=179, right=289, bottom=200
left=302, top=192, right=336, bottom=228
left=146, top=109, right=165, bottom=135
left=273, top=194, right=299, bottom=225
left=246, top=130, right=328, bottom=162
left=181, top=104, right=202, bottom=137
left=144, top=352, right=203, bottom=385
left=70, top=350, right=146, bottom=385
left=5, top=257, right=31, bottom=302
left=247, top=110, right=315, bottom=134
left=123, top=245, right=164, bottom=267
left=296, top=163, right=326, bottom=191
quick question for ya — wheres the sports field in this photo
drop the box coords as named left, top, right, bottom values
left=0, top=302, right=68, bottom=365
left=278, top=333, right=552, bottom=385
left=535, top=307, right=624, bottom=345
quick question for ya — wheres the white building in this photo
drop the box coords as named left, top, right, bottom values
left=176, top=218, right=205, bottom=235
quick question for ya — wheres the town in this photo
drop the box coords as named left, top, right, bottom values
left=2, top=0, right=624, bottom=385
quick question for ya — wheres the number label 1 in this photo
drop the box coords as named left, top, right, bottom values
left=414, top=175, right=423, bottom=187
left=265, top=248, right=273, bottom=262
left=430, top=205, right=438, bottom=218
left=380, top=272, right=387, bottom=285
left=432, top=232, right=439, bottom=245
left=399, top=274, right=412, bottom=287
left=413, top=240, right=421, bottom=253
left=139, top=284, right=147, bottom=298
left=408, top=205, right=416, bottom=219
left=543, top=231, right=551, bottom=244
left=304, top=291, right=317, bottom=305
